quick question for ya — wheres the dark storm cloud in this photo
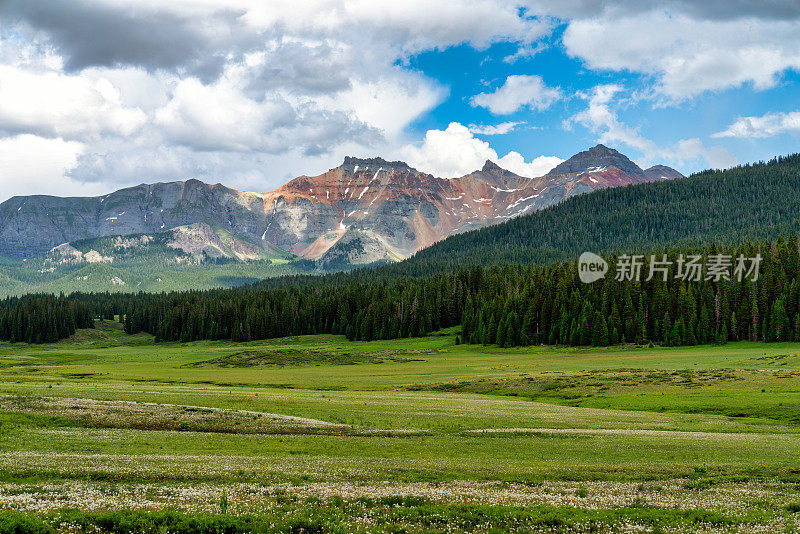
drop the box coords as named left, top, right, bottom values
left=1, top=0, right=254, bottom=80
left=244, top=42, right=352, bottom=101
left=530, top=0, right=800, bottom=21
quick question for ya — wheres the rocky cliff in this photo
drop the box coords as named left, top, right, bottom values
left=0, top=145, right=684, bottom=266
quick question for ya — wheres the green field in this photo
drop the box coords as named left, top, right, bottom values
left=2, top=322, right=800, bottom=532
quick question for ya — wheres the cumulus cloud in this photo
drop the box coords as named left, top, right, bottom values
left=2, top=0, right=250, bottom=81
left=564, top=84, right=645, bottom=152
left=713, top=111, right=800, bottom=138
left=153, top=78, right=379, bottom=154
left=561, top=10, right=800, bottom=100
left=399, top=122, right=561, bottom=178
left=0, top=0, right=556, bottom=200
left=496, top=151, right=563, bottom=178
left=319, top=69, right=446, bottom=140
left=529, top=0, right=800, bottom=22
left=0, top=134, right=108, bottom=198
left=0, top=65, right=147, bottom=141
left=471, top=75, right=561, bottom=115
left=3, top=0, right=551, bottom=78
left=242, top=41, right=353, bottom=99
left=468, top=121, right=523, bottom=135
left=238, top=0, right=552, bottom=54
left=566, top=84, right=737, bottom=170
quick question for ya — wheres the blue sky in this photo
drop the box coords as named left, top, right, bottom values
left=407, top=36, right=800, bottom=176
left=0, top=1, right=799, bottom=200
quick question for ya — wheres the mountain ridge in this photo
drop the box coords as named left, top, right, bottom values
left=0, top=145, right=683, bottom=268
left=386, top=153, right=800, bottom=276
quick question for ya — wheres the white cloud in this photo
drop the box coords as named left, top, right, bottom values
left=668, top=138, right=739, bottom=170
left=471, top=75, right=561, bottom=115
left=67, top=140, right=351, bottom=194
left=528, top=0, right=800, bottom=21
left=318, top=69, right=446, bottom=140
left=468, top=121, right=523, bottom=135
left=497, top=151, right=563, bottom=178
left=566, top=84, right=738, bottom=170
left=400, top=123, right=494, bottom=177
left=561, top=11, right=800, bottom=100
left=503, top=42, right=548, bottom=64
left=0, top=134, right=108, bottom=198
left=0, top=0, right=555, bottom=201
left=0, top=65, right=147, bottom=141
left=565, top=84, right=648, bottom=153
left=155, top=78, right=287, bottom=152
left=713, top=111, right=800, bottom=138
left=241, top=0, right=552, bottom=55
left=399, top=122, right=561, bottom=178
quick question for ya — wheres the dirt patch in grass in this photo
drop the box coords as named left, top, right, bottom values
left=424, top=368, right=755, bottom=398
left=184, top=348, right=430, bottom=368
left=0, top=396, right=425, bottom=436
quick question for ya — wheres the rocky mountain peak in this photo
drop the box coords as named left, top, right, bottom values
left=547, top=143, right=643, bottom=176
left=0, top=144, right=684, bottom=265
left=643, top=164, right=685, bottom=181
left=481, top=160, right=503, bottom=173
left=341, top=156, right=413, bottom=172
left=645, top=164, right=676, bottom=173
left=587, top=143, right=613, bottom=154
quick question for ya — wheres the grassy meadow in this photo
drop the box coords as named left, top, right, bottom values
left=2, top=321, right=800, bottom=531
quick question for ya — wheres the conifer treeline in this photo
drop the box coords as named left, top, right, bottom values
left=0, top=295, right=94, bottom=343
left=462, top=242, right=787, bottom=347
left=104, top=239, right=800, bottom=347
left=11, top=239, right=800, bottom=348
left=120, top=273, right=465, bottom=342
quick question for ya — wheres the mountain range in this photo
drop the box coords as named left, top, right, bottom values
left=0, top=145, right=682, bottom=276
left=388, top=152, right=800, bottom=277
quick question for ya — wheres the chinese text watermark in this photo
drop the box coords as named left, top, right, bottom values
left=579, top=253, right=761, bottom=284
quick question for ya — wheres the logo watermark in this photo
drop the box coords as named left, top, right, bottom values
left=578, top=252, right=762, bottom=283
left=578, top=252, right=608, bottom=283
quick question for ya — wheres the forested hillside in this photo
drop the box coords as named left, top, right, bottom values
left=51, top=238, right=796, bottom=349
left=7, top=154, right=800, bottom=347
left=0, top=228, right=310, bottom=298
left=0, top=295, right=94, bottom=344
left=389, top=154, right=800, bottom=275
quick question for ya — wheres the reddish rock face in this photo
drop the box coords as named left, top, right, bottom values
left=0, top=146, right=683, bottom=267
left=256, top=147, right=683, bottom=266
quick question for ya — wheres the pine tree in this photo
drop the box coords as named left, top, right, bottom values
left=592, top=311, right=610, bottom=346
left=771, top=298, right=788, bottom=342
left=662, top=312, right=672, bottom=346
left=698, top=306, right=711, bottom=344
left=495, top=316, right=507, bottom=347
left=716, top=323, right=728, bottom=345
left=610, top=326, right=619, bottom=345
left=795, top=313, right=800, bottom=343
left=579, top=315, right=591, bottom=346
left=521, top=308, right=536, bottom=346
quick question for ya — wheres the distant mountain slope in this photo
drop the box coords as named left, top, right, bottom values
left=390, top=153, right=800, bottom=275
left=0, top=145, right=682, bottom=269
left=0, top=179, right=278, bottom=260
left=0, top=224, right=306, bottom=297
